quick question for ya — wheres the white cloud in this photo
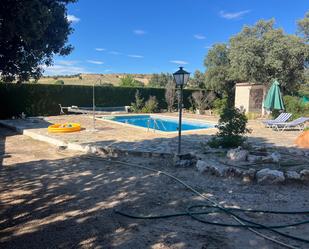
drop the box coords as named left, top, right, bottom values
left=133, top=29, right=147, bottom=35
left=57, top=60, right=79, bottom=66
left=128, top=54, right=144, bottom=58
left=67, top=14, right=80, bottom=23
left=95, top=48, right=106, bottom=52
left=87, top=60, right=104, bottom=65
left=42, top=64, right=88, bottom=76
left=104, top=69, right=113, bottom=72
left=204, top=45, right=212, bottom=49
left=219, top=10, right=251, bottom=20
left=109, top=51, right=121, bottom=55
left=170, top=60, right=189, bottom=65
left=194, top=34, right=206, bottom=40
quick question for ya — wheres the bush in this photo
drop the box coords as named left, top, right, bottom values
left=54, top=79, right=64, bottom=85
left=246, top=112, right=261, bottom=120
left=120, top=75, right=144, bottom=87
left=191, top=91, right=207, bottom=114
left=208, top=107, right=250, bottom=148
left=213, top=97, right=228, bottom=115
left=165, top=81, right=176, bottom=112
left=142, top=96, right=159, bottom=113
left=130, top=90, right=144, bottom=113
left=0, top=84, right=203, bottom=119
left=283, top=95, right=309, bottom=119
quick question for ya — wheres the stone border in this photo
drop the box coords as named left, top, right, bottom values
left=195, top=159, right=309, bottom=184
left=1, top=119, right=308, bottom=184
left=0, top=120, right=173, bottom=159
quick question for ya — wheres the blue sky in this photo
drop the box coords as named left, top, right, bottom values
left=43, top=0, right=309, bottom=76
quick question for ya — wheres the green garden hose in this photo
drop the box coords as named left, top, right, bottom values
left=72, top=154, right=309, bottom=249
left=116, top=204, right=309, bottom=244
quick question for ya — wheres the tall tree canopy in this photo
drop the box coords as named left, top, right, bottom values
left=298, top=11, right=309, bottom=42
left=148, top=73, right=173, bottom=88
left=188, top=70, right=206, bottom=89
left=0, top=0, right=77, bottom=82
left=204, top=44, right=232, bottom=94
left=205, top=15, right=309, bottom=95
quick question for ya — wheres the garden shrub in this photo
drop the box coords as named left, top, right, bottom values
left=142, top=96, right=159, bottom=113
left=213, top=97, right=228, bottom=115
left=283, top=95, right=309, bottom=119
left=54, top=79, right=64, bottom=85
left=208, top=107, right=250, bottom=148
left=246, top=112, right=261, bottom=120
left=0, top=83, right=214, bottom=119
left=130, top=90, right=144, bottom=113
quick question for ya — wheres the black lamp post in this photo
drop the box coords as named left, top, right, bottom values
left=173, top=67, right=190, bottom=155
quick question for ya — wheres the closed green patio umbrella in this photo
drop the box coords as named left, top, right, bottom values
left=263, top=80, right=285, bottom=111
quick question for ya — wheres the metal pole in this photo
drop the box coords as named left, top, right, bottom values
left=177, top=85, right=183, bottom=155
left=93, top=81, right=95, bottom=130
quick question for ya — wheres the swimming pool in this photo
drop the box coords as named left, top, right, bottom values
left=103, top=115, right=214, bottom=132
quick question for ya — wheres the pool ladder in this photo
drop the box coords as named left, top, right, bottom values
left=147, top=118, right=166, bottom=132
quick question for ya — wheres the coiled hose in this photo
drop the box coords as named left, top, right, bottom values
left=72, top=154, right=309, bottom=249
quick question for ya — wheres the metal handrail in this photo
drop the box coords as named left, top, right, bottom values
left=147, top=118, right=166, bottom=132
left=158, top=119, right=167, bottom=131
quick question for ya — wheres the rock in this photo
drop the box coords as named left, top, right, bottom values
left=247, top=155, right=262, bottom=163
left=58, top=145, right=67, bottom=151
left=242, top=168, right=256, bottom=182
left=227, top=147, right=248, bottom=162
left=224, top=167, right=243, bottom=177
left=85, top=145, right=98, bottom=154
left=256, top=168, right=285, bottom=184
left=288, top=148, right=304, bottom=156
left=247, top=152, right=281, bottom=164
left=300, top=169, right=309, bottom=181
left=196, top=160, right=226, bottom=176
left=269, top=152, right=281, bottom=163
left=285, top=171, right=301, bottom=181
left=174, top=153, right=197, bottom=167
left=196, top=160, right=210, bottom=173
left=175, top=159, right=194, bottom=167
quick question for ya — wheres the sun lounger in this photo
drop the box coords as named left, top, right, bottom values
left=59, top=104, right=130, bottom=115
left=271, top=117, right=309, bottom=132
left=262, top=113, right=292, bottom=127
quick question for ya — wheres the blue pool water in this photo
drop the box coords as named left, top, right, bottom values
left=108, top=115, right=214, bottom=132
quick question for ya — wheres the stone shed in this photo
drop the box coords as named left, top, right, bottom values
left=234, top=83, right=266, bottom=114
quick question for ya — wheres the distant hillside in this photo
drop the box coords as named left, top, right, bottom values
left=37, top=74, right=152, bottom=86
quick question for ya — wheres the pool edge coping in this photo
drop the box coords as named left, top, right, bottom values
left=95, top=113, right=218, bottom=134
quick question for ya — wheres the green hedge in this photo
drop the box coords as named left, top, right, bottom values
left=0, top=84, right=198, bottom=119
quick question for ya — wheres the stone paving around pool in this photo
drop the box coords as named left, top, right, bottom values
left=0, top=114, right=304, bottom=157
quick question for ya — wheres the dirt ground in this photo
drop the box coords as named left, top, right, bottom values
left=0, top=127, right=309, bottom=249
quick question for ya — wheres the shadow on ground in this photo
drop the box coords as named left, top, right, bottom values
left=0, top=127, right=309, bottom=249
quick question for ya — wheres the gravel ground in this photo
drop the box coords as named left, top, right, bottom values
left=0, top=127, right=309, bottom=249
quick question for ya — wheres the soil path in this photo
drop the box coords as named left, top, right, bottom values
left=0, top=127, right=308, bottom=249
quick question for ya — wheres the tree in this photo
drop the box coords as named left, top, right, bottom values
left=131, top=90, right=144, bottom=113
left=208, top=107, right=250, bottom=148
left=165, top=81, right=176, bottom=112
left=228, top=19, right=308, bottom=94
left=298, top=11, right=309, bottom=42
left=148, top=73, right=173, bottom=88
left=188, top=70, right=206, bottom=88
left=119, top=75, right=144, bottom=87
left=204, top=43, right=233, bottom=94
left=54, top=79, right=64, bottom=85
left=0, top=0, right=77, bottom=83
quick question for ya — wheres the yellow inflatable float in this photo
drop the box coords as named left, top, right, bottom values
left=48, top=123, right=81, bottom=133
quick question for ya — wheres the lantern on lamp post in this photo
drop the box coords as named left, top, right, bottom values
left=173, top=67, right=190, bottom=155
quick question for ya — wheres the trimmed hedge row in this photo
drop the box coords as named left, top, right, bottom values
left=0, top=84, right=197, bottom=119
